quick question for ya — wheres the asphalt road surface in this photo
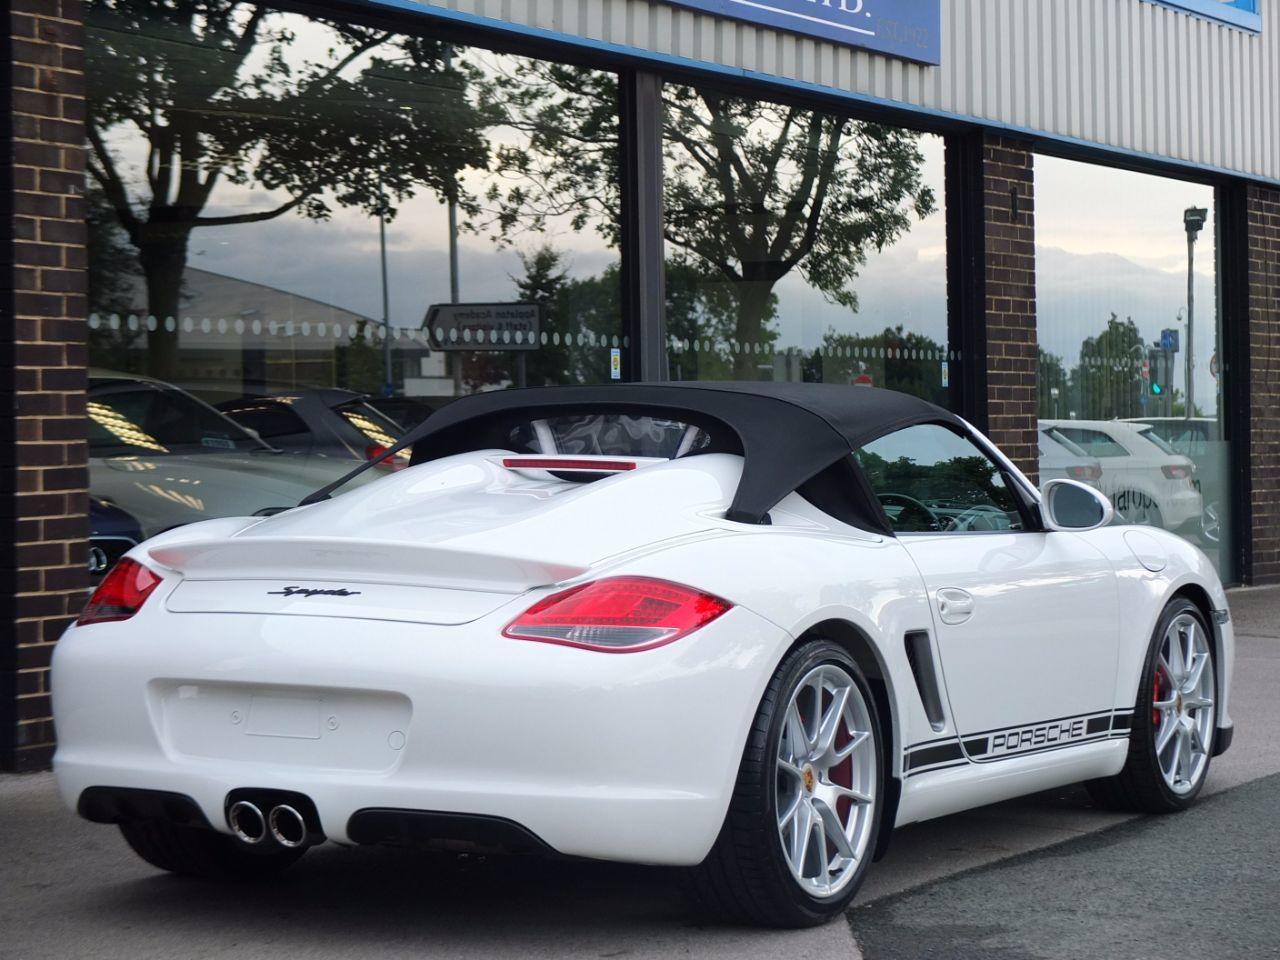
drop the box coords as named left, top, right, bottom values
left=2, top=585, right=1278, bottom=960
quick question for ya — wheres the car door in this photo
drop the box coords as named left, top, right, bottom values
left=855, top=423, right=1121, bottom=758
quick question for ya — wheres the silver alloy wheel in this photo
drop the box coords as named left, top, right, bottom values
left=1152, top=612, right=1216, bottom=795
left=774, top=663, right=877, bottom=899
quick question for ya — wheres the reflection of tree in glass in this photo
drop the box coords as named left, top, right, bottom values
left=1070, top=313, right=1145, bottom=420
left=481, top=67, right=935, bottom=377
left=815, top=326, right=947, bottom=403
left=87, top=185, right=146, bottom=372
left=87, top=0, right=494, bottom=377
left=857, top=451, right=1012, bottom=511
left=455, top=246, right=620, bottom=390
left=1038, top=347, right=1070, bottom=418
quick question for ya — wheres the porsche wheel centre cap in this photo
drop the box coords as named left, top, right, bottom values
left=802, top=766, right=816, bottom=793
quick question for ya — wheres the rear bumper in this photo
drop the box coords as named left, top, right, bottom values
left=51, top=603, right=788, bottom=866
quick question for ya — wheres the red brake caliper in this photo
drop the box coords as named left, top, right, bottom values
left=1152, top=668, right=1163, bottom=728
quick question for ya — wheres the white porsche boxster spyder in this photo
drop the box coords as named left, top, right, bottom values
left=52, top=383, right=1234, bottom=927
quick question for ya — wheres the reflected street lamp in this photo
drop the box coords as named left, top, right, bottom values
left=1183, top=206, right=1208, bottom=419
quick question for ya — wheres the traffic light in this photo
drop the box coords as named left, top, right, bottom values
left=1148, top=347, right=1168, bottom=397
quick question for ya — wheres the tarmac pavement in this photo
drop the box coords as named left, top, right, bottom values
left=2, top=585, right=1278, bottom=960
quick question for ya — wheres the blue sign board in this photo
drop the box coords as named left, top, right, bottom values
left=661, top=0, right=941, bottom=64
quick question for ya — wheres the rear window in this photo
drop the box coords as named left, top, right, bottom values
left=503, top=415, right=712, bottom=460
left=89, top=380, right=263, bottom=456
left=219, top=398, right=309, bottom=440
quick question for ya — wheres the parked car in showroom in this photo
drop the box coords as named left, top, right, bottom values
left=88, top=371, right=375, bottom=538
left=1039, top=419, right=1202, bottom=532
left=182, top=384, right=411, bottom=469
left=1038, top=427, right=1102, bottom=488
left=56, top=383, right=1233, bottom=927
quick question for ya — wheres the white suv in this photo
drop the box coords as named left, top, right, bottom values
left=1039, top=419, right=1202, bottom=532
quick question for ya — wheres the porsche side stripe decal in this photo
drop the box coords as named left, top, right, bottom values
left=905, top=741, right=964, bottom=771
left=905, top=708, right=1132, bottom=773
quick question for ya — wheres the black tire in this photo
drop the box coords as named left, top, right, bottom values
left=119, top=820, right=307, bottom=880
left=1086, top=598, right=1215, bottom=813
left=687, top=640, right=884, bottom=928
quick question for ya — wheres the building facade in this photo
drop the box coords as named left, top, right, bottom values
left=3, top=0, right=1278, bottom=770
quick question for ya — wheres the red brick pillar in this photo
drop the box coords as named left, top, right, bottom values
left=980, top=135, right=1038, bottom=483
left=1, top=0, right=89, bottom=771
left=1245, top=185, right=1280, bottom=585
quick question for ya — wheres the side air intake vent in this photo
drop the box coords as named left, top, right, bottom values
left=904, top=630, right=946, bottom=732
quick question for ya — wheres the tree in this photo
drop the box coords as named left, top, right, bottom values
left=813, top=325, right=948, bottom=404
left=1072, top=313, right=1145, bottom=419
left=482, top=67, right=936, bottom=377
left=87, top=0, right=495, bottom=377
left=1038, top=347, right=1070, bottom=419
left=86, top=185, right=146, bottom=372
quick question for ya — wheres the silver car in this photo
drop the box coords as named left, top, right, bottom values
left=89, top=372, right=371, bottom=537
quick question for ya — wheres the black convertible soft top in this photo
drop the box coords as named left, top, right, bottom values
left=301, top=382, right=964, bottom=525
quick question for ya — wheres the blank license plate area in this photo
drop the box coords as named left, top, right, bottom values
left=246, top=694, right=320, bottom=739
left=152, top=682, right=411, bottom=772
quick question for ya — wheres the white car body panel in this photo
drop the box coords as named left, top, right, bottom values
left=53, top=416, right=1235, bottom=868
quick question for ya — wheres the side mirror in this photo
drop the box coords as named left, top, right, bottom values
left=1040, top=478, right=1114, bottom=532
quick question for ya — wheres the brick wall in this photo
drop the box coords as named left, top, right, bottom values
left=1246, top=185, right=1280, bottom=585
left=981, top=135, right=1038, bottom=482
left=1, top=0, right=89, bottom=771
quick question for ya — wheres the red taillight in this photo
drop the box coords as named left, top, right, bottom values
left=1067, top=464, right=1102, bottom=482
left=1162, top=464, right=1193, bottom=480
left=78, top=557, right=161, bottom=625
left=501, top=457, right=638, bottom=473
left=502, top=576, right=732, bottom=652
left=366, top=444, right=405, bottom=471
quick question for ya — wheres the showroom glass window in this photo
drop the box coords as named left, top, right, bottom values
left=660, top=82, right=950, bottom=405
left=1035, top=156, right=1230, bottom=575
left=84, top=0, right=622, bottom=538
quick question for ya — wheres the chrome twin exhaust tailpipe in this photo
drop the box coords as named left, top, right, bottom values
left=268, top=804, right=308, bottom=848
left=228, top=800, right=267, bottom=845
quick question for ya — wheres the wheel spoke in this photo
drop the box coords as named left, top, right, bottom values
left=1181, top=624, right=1198, bottom=686
left=1163, top=722, right=1182, bottom=776
left=1189, top=723, right=1207, bottom=756
left=813, top=799, right=856, bottom=860
left=1165, top=631, right=1186, bottom=685
left=778, top=790, right=803, bottom=830
left=1155, top=713, right=1178, bottom=755
left=778, top=758, right=805, bottom=781
left=786, top=703, right=811, bottom=762
left=1183, top=653, right=1208, bottom=695
left=832, top=782, right=874, bottom=804
left=835, top=730, right=870, bottom=762
left=791, top=801, right=814, bottom=874
left=814, top=815, right=830, bottom=882
left=815, top=685, right=851, bottom=757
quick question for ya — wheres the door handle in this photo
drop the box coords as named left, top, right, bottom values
left=936, top=587, right=975, bottom=625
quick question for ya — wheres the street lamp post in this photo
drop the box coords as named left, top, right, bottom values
left=379, top=195, right=393, bottom=398
left=1183, top=206, right=1208, bottom=419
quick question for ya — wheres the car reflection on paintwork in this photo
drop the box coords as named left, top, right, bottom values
left=88, top=372, right=373, bottom=538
